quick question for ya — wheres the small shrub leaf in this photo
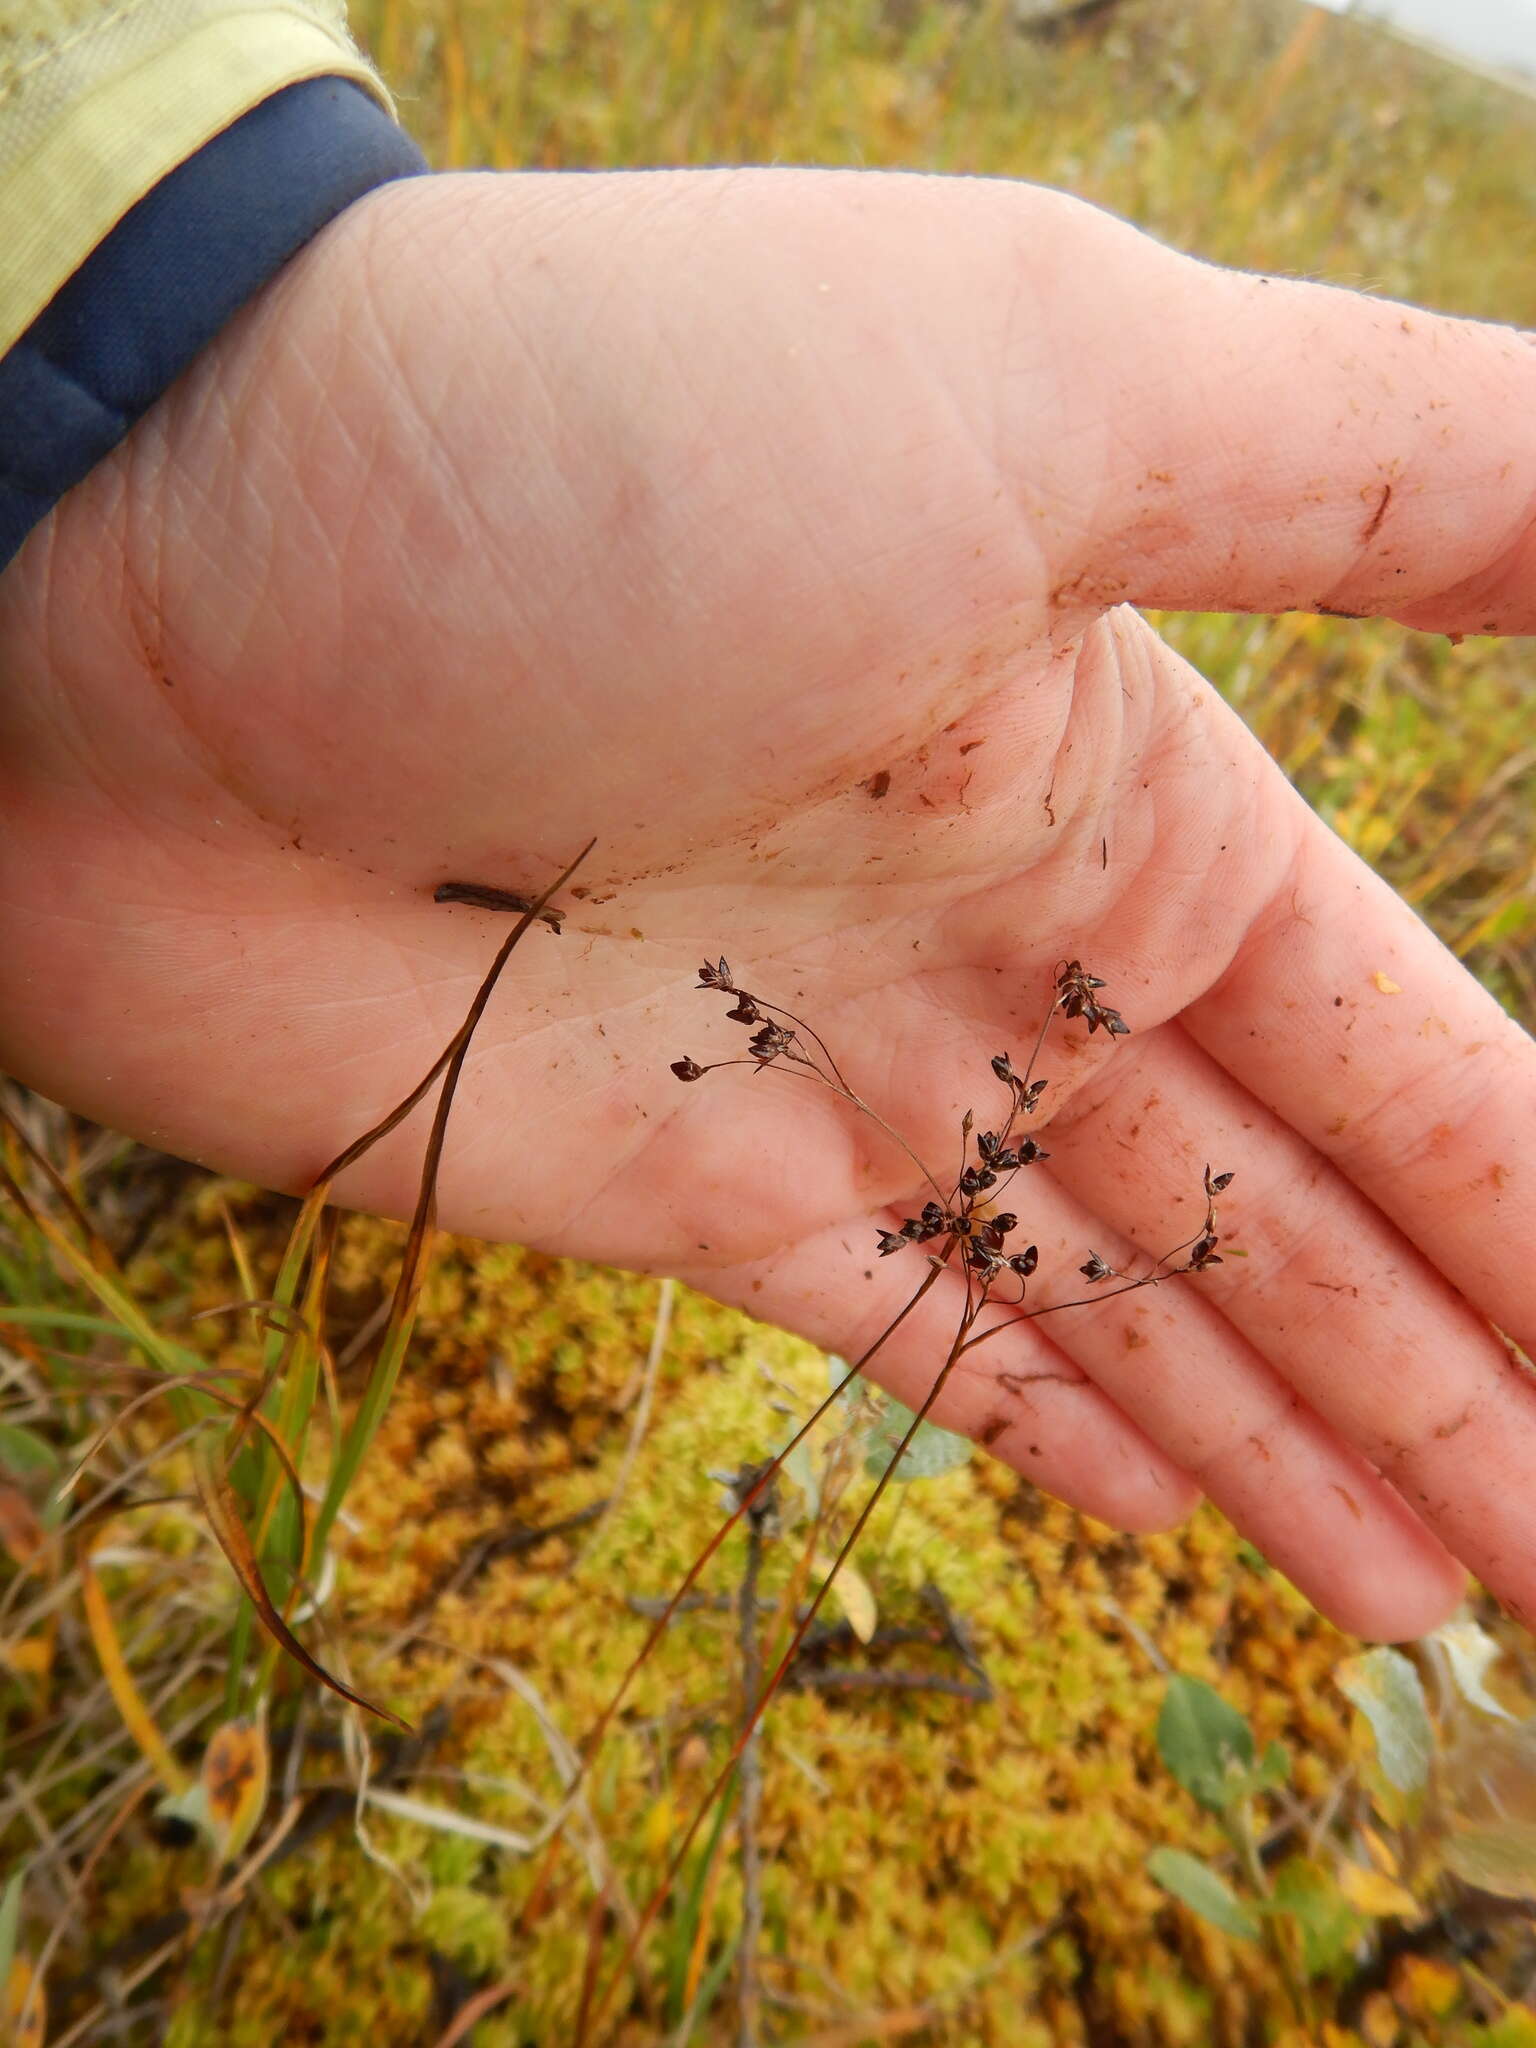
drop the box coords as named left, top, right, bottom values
left=0, top=1424, right=59, bottom=1481
left=817, top=1556, right=877, bottom=1643
left=860, top=1398, right=972, bottom=1483
left=1255, top=1740, right=1291, bottom=1792
left=825, top=1354, right=862, bottom=1416
left=1270, top=1857, right=1363, bottom=1976
left=1156, top=1675, right=1255, bottom=1811
left=778, top=1437, right=820, bottom=1517
left=1336, top=1860, right=1422, bottom=1919
left=1431, top=1619, right=1515, bottom=1720
left=1147, top=1847, right=1259, bottom=1940
left=1393, top=1954, right=1463, bottom=2020
left=1439, top=1717, right=1536, bottom=1900
left=202, top=1715, right=270, bottom=1861
left=1335, top=1647, right=1432, bottom=1793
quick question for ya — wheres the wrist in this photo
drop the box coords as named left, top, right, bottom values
left=0, top=76, right=427, bottom=582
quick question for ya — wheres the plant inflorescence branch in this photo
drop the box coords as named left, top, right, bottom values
left=577, top=953, right=1237, bottom=2044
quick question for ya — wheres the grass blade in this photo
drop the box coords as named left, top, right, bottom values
left=80, top=1542, right=191, bottom=1797
left=192, top=1437, right=408, bottom=1731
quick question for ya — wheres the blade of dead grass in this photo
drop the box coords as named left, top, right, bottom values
left=226, top=843, right=589, bottom=1715
left=79, top=1543, right=190, bottom=1798
left=59, top=1371, right=260, bottom=1502
left=213, top=1196, right=262, bottom=1322
left=0, top=1098, right=115, bottom=1273
left=428, top=1975, right=522, bottom=2048
left=192, top=1437, right=408, bottom=1730
left=311, top=840, right=593, bottom=1561
left=581, top=1276, right=674, bottom=1554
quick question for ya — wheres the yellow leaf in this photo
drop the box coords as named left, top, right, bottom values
left=1, top=1637, right=51, bottom=1680
left=0, top=1486, right=42, bottom=1566
left=202, top=1716, right=270, bottom=1862
left=816, top=1556, right=877, bottom=1644
left=81, top=1543, right=189, bottom=1797
left=1361, top=1824, right=1399, bottom=1877
left=4, top=1956, right=45, bottom=2048
left=1439, top=1717, right=1536, bottom=1900
left=1443, top=1820, right=1536, bottom=1901
left=641, top=1795, right=675, bottom=1859
left=674, top=1733, right=709, bottom=1776
left=1391, top=1953, right=1461, bottom=2020
left=1360, top=1989, right=1398, bottom=2046
left=1336, top=1861, right=1421, bottom=1920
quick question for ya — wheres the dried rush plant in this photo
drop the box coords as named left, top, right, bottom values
left=0, top=840, right=1234, bottom=2044
left=555, top=950, right=1236, bottom=2047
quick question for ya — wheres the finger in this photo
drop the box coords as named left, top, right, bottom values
left=955, top=1149, right=1467, bottom=1641
left=1029, top=196, right=1536, bottom=631
left=1045, top=1015, right=1536, bottom=1627
left=1186, top=778, right=1536, bottom=1367
left=673, top=1220, right=1201, bottom=1534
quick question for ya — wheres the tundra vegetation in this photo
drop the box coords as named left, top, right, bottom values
left=2, top=0, right=1535, bottom=2042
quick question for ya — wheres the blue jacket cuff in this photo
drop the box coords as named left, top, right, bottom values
left=0, top=75, right=428, bottom=573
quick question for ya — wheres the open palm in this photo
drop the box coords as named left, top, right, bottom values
left=3, top=167, right=1534, bottom=1639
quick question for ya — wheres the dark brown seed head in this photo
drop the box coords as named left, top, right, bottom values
left=747, top=1021, right=794, bottom=1063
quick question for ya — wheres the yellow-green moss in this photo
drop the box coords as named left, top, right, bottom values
left=139, top=1220, right=1355, bottom=2044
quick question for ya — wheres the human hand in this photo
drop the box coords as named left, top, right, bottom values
left=2, top=168, right=1533, bottom=1638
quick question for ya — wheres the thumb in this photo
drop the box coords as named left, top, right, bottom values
left=1043, top=200, right=1536, bottom=633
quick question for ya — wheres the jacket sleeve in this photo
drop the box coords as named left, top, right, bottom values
left=0, top=2, right=429, bottom=572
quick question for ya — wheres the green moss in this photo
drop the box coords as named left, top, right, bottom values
left=419, top=1884, right=514, bottom=1976
left=246, top=1236, right=1348, bottom=2044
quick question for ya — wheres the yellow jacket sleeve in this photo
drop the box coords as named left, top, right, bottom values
left=0, top=1, right=394, bottom=358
